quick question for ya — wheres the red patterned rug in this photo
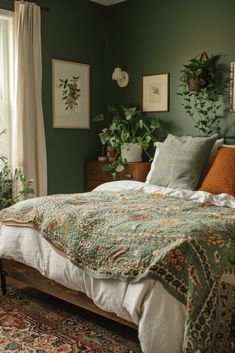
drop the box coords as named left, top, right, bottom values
left=0, top=287, right=142, bottom=352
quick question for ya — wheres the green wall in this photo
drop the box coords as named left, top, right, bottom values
left=1, top=0, right=235, bottom=194
left=106, top=0, right=235, bottom=137
left=40, top=0, right=107, bottom=194
left=0, top=0, right=107, bottom=194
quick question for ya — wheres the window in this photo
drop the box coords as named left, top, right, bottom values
left=0, top=9, right=13, bottom=160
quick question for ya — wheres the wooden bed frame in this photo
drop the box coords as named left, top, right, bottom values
left=0, top=258, right=137, bottom=329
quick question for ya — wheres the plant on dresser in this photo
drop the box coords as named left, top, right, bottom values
left=86, top=161, right=151, bottom=191
left=93, top=105, right=160, bottom=179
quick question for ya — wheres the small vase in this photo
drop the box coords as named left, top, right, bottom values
left=107, top=146, right=117, bottom=161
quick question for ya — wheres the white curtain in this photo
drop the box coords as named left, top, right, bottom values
left=13, top=1, right=47, bottom=196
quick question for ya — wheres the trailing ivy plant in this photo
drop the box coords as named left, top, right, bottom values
left=178, top=53, right=226, bottom=136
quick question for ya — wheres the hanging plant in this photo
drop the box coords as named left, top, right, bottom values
left=178, top=52, right=226, bottom=136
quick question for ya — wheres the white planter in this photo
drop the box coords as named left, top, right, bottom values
left=121, top=143, right=142, bottom=162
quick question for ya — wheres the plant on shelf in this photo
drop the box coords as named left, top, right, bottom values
left=93, top=105, right=160, bottom=179
left=178, top=52, right=227, bottom=136
left=0, top=130, right=34, bottom=210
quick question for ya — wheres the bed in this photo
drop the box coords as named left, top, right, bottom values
left=0, top=134, right=235, bottom=353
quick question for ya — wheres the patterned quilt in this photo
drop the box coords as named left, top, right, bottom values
left=0, top=190, right=235, bottom=353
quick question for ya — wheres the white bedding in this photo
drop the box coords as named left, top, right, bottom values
left=1, top=180, right=235, bottom=353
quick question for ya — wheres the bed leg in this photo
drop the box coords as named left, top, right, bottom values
left=0, top=259, right=7, bottom=295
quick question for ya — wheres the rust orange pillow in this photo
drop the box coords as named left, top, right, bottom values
left=199, top=147, right=235, bottom=197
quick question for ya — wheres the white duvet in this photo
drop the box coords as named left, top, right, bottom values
left=1, top=180, right=235, bottom=353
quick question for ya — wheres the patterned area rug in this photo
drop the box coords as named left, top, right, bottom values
left=0, top=287, right=142, bottom=352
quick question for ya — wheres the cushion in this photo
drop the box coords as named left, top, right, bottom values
left=200, top=138, right=224, bottom=178
left=199, top=147, right=235, bottom=197
left=147, top=134, right=217, bottom=190
left=146, top=138, right=223, bottom=184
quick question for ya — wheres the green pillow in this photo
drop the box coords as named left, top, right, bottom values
left=148, top=134, right=217, bottom=190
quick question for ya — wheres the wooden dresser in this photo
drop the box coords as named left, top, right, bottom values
left=86, top=161, right=151, bottom=191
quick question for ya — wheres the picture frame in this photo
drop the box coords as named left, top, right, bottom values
left=52, top=59, right=90, bottom=129
left=142, top=73, right=169, bottom=112
left=230, top=62, right=235, bottom=112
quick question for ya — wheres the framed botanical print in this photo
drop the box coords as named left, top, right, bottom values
left=142, top=73, right=169, bottom=112
left=52, top=59, right=90, bottom=128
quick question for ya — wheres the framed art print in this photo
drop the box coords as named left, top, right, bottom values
left=52, top=59, right=90, bottom=128
left=142, top=73, right=169, bottom=112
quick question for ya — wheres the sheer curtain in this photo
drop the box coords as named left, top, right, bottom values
left=13, top=1, right=47, bottom=196
left=0, top=12, right=13, bottom=160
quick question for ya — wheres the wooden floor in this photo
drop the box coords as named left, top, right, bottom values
left=4, top=277, right=139, bottom=344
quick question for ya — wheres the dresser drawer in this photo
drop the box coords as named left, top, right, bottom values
left=118, top=165, right=139, bottom=180
left=118, top=162, right=151, bottom=181
left=86, top=161, right=151, bottom=191
left=86, top=180, right=106, bottom=192
left=86, top=163, right=102, bottom=180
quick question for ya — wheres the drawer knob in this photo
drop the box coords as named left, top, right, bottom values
left=89, top=170, right=97, bottom=175
left=124, top=172, right=132, bottom=178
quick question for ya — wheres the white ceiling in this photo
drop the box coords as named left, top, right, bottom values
left=89, top=0, right=127, bottom=5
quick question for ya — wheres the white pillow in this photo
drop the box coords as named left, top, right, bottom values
left=145, top=142, right=162, bottom=183
left=146, top=138, right=224, bottom=184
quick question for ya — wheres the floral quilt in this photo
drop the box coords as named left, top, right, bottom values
left=0, top=190, right=235, bottom=353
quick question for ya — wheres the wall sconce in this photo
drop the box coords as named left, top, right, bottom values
left=112, top=65, right=129, bottom=87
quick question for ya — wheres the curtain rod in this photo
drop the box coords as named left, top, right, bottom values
left=3, top=0, right=50, bottom=12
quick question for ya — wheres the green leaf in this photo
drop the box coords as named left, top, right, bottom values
left=121, top=130, right=130, bottom=142
left=137, top=119, right=143, bottom=128
left=92, top=114, right=105, bottom=122
left=99, top=132, right=109, bottom=145
left=110, top=122, right=117, bottom=131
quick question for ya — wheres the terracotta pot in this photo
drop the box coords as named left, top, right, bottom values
left=188, top=77, right=198, bottom=91
left=107, top=146, right=117, bottom=161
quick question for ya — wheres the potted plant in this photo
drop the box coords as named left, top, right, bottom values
left=93, top=105, right=160, bottom=178
left=178, top=52, right=226, bottom=136
left=0, top=130, right=34, bottom=209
